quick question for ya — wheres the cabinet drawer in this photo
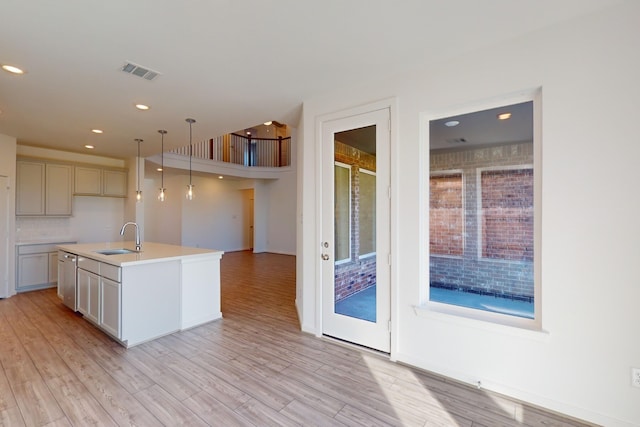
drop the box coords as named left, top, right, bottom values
left=101, top=263, right=121, bottom=283
left=78, top=257, right=100, bottom=275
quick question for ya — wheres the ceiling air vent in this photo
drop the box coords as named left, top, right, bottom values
left=120, top=62, right=161, bottom=81
left=446, top=137, right=468, bottom=144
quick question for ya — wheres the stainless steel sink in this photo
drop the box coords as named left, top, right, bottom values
left=94, top=248, right=137, bottom=255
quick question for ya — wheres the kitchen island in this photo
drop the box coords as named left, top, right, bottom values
left=57, top=241, right=224, bottom=348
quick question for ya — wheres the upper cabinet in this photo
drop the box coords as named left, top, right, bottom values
left=102, top=169, right=127, bottom=197
left=74, top=166, right=127, bottom=197
left=16, top=160, right=73, bottom=216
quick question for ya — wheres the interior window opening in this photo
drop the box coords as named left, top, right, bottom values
left=428, top=100, right=536, bottom=323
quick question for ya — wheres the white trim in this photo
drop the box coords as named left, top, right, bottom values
left=421, top=88, right=542, bottom=331
left=357, top=167, right=376, bottom=258
left=334, top=161, right=352, bottom=264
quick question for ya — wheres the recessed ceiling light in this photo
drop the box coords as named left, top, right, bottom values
left=157, top=168, right=163, bottom=172
left=91, top=129, right=103, bottom=134
left=84, top=145, right=95, bottom=149
left=135, top=104, right=150, bottom=110
left=497, top=112, right=512, bottom=120
left=1, top=64, right=25, bottom=75
left=218, top=176, right=224, bottom=179
left=263, top=121, right=272, bottom=126
left=444, top=120, right=460, bottom=127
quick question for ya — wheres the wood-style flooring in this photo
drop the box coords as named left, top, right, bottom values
left=0, top=251, right=594, bottom=426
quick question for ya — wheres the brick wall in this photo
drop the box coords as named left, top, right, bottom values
left=481, top=169, right=533, bottom=261
left=430, top=173, right=463, bottom=256
left=429, top=142, right=534, bottom=299
left=334, top=140, right=377, bottom=302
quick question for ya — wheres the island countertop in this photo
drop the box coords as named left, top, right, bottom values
left=56, top=241, right=224, bottom=267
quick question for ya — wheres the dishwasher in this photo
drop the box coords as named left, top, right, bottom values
left=58, top=251, right=78, bottom=311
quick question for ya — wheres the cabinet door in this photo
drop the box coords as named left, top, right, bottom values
left=16, top=161, right=45, bottom=215
left=100, top=277, right=121, bottom=338
left=102, top=169, right=127, bottom=197
left=77, top=269, right=100, bottom=324
left=48, top=252, right=58, bottom=283
left=17, top=253, right=48, bottom=289
left=74, top=166, right=102, bottom=195
left=57, top=259, right=64, bottom=299
left=45, top=163, right=73, bottom=215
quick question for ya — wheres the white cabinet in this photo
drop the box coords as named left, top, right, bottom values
left=99, top=262, right=121, bottom=338
left=46, top=163, right=73, bottom=215
left=74, top=166, right=127, bottom=197
left=48, top=252, right=58, bottom=283
left=16, top=161, right=45, bottom=215
left=17, top=242, right=75, bottom=292
left=77, top=257, right=100, bottom=324
left=102, top=169, right=127, bottom=197
left=16, top=160, right=73, bottom=216
left=101, top=276, right=121, bottom=338
left=74, top=166, right=102, bottom=195
left=75, top=255, right=121, bottom=339
left=17, top=253, right=48, bottom=289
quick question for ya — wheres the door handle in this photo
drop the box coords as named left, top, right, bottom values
left=322, top=254, right=330, bottom=261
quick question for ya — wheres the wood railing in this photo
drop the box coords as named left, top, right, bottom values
left=171, top=133, right=291, bottom=167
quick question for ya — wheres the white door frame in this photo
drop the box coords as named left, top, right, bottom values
left=314, top=98, right=398, bottom=355
left=0, top=175, right=10, bottom=298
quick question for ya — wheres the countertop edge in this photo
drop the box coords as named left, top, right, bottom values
left=56, top=242, right=224, bottom=267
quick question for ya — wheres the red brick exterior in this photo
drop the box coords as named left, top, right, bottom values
left=430, top=173, right=463, bottom=256
left=334, top=140, right=377, bottom=302
left=481, top=169, right=533, bottom=261
left=429, top=142, right=534, bottom=299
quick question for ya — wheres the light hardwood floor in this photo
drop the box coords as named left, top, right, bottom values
left=0, top=251, right=594, bottom=426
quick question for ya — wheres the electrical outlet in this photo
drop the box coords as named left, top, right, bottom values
left=632, top=368, right=640, bottom=388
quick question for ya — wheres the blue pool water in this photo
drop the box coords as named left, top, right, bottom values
left=430, top=287, right=534, bottom=319
left=335, top=285, right=534, bottom=322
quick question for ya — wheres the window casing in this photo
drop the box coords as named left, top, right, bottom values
left=358, top=168, right=376, bottom=259
left=334, top=162, right=351, bottom=264
left=425, top=96, right=540, bottom=329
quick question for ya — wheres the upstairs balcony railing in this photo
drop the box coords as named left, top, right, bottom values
left=171, top=133, right=291, bottom=167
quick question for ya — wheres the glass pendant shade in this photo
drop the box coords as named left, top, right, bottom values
left=158, top=130, right=167, bottom=202
left=135, top=138, right=143, bottom=202
left=185, top=118, right=196, bottom=200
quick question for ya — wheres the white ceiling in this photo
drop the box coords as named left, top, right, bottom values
left=0, top=0, right=623, bottom=159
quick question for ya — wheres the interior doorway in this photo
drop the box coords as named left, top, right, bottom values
left=242, top=189, right=254, bottom=251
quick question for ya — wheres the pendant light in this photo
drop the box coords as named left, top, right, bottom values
left=158, top=130, right=167, bottom=202
left=185, top=118, right=196, bottom=200
left=134, top=138, right=143, bottom=202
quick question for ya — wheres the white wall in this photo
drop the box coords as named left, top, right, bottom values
left=182, top=174, right=246, bottom=251
left=266, top=128, right=297, bottom=255
left=144, top=174, right=183, bottom=246
left=143, top=168, right=296, bottom=254
left=298, top=2, right=640, bottom=426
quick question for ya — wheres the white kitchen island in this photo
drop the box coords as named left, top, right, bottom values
left=57, top=241, right=224, bottom=348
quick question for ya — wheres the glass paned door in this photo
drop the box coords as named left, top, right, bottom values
left=321, top=108, right=390, bottom=352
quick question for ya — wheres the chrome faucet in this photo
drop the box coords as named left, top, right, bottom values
left=120, top=222, right=141, bottom=251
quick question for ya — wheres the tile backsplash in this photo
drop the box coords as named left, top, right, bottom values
left=16, top=217, right=74, bottom=241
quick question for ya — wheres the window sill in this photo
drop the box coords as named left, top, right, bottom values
left=413, top=302, right=549, bottom=342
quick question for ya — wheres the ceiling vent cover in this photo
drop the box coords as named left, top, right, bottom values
left=120, top=62, right=161, bottom=81
left=446, top=137, right=468, bottom=144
